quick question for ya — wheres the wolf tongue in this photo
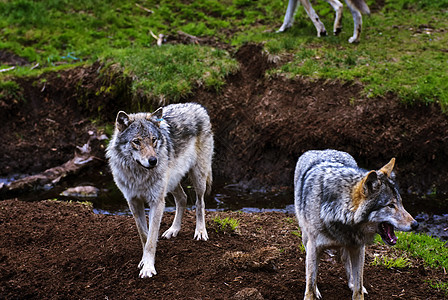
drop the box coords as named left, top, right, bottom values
left=383, top=223, right=397, bottom=245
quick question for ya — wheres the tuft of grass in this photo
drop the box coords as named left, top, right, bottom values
left=0, top=80, right=23, bottom=100
left=212, top=216, right=240, bottom=234
left=371, top=255, right=411, bottom=269
left=427, top=279, right=448, bottom=296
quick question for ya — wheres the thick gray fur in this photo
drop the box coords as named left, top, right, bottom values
left=294, top=149, right=417, bottom=300
left=106, top=102, right=213, bottom=278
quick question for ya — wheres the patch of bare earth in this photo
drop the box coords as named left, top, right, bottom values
left=0, top=199, right=446, bottom=299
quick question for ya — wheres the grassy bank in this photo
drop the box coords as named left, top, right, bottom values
left=1, top=0, right=447, bottom=107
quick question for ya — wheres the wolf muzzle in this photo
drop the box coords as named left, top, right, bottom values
left=137, top=157, right=158, bottom=169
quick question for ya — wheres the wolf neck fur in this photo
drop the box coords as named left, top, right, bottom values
left=351, top=176, right=367, bottom=212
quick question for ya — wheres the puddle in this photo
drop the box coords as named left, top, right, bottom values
left=2, top=173, right=448, bottom=241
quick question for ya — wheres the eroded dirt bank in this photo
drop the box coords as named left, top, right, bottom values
left=1, top=44, right=448, bottom=197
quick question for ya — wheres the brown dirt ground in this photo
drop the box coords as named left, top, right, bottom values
left=1, top=199, right=446, bottom=300
left=1, top=43, right=448, bottom=299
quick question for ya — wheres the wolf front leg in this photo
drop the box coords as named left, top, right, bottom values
left=304, top=241, right=322, bottom=300
left=326, top=0, right=344, bottom=35
left=139, top=197, right=165, bottom=278
left=162, top=184, right=187, bottom=239
left=301, top=0, right=327, bottom=37
left=128, top=198, right=148, bottom=250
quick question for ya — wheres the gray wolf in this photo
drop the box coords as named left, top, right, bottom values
left=278, top=0, right=370, bottom=43
left=106, top=103, right=214, bottom=278
left=294, top=149, right=418, bottom=299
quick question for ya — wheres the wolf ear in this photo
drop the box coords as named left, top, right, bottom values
left=116, top=111, right=131, bottom=132
left=379, top=158, right=395, bottom=178
left=148, top=107, right=163, bottom=127
left=363, top=170, right=380, bottom=195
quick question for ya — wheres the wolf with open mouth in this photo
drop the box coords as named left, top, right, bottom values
left=294, top=149, right=418, bottom=300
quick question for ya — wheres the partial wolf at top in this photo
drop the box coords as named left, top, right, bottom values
left=278, top=0, right=371, bottom=43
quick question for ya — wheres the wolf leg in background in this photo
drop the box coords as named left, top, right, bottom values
left=294, top=149, right=418, bottom=299
left=277, top=0, right=370, bottom=43
left=106, top=103, right=214, bottom=278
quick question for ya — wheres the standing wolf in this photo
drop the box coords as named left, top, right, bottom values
left=106, top=102, right=213, bottom=278
left=278, top=0, right=370, bottom=43
left=294, top=150, right=418, bottom=299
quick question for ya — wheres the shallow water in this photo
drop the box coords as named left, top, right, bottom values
left=3, top=173, right=448, bottom=241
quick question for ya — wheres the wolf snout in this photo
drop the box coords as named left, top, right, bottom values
left=148, top=156, right=158, bottom=167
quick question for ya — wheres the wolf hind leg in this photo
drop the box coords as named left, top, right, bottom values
left=189, top=167, right=209, bottom=241
left=343, top=246, right=367, bottom=299
left=304, top=240, right=322, bottom=299
left=162, top=184, right=187, bottom=239
left=278, top=0, right=300, bottom=32
left=325, top=0, right=344, bottom=35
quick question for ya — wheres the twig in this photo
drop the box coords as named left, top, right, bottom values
left=135, top=3, right=154, bottom=14
left=177, top=30, right=201, bottom=44
left=0, top=66, right=15, bottom=73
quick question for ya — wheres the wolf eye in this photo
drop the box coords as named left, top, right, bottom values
left=132, top=139, right=141, bottom=146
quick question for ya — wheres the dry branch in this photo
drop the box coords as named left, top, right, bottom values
left=0, top=135, right=102, bottom=195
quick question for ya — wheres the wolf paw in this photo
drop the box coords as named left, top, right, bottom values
left=162, top=227, right=180, bottom=239
left=194, top=227, right=209, bottom=241
left=348, top=282, right=368, bottom=295
left=138, top=261, right=157, bottom=278
left=348, top=36, right=360, bottom=43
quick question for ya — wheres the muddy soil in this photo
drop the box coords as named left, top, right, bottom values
left=1, top=199, right=446, bottom=299
left=1, top=43, right=448, bottom=298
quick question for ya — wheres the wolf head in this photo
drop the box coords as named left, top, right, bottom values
left=113, top=108, right=165, bottom=169
left=352, top=158, right=418, bottom=246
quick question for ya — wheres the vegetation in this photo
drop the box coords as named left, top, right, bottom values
left=371, top=254, right=411, bottom=269
left=212, top=216, right=240, bottom=234
left=1, top=0, right=447, bottom=106
left=375, top=231, right=448, bottom=270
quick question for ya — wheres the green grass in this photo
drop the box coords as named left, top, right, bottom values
left=100, top=45, right=238, bottom=104
left=1, top=0, right=447, bottom=106
left=375, top=232, right=448, bottom=269
left=371, top=255, right=411, bottom=269
left=212, top=216, right=240, bottom=234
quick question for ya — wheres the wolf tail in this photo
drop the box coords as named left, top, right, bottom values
left=351, top=0, right=370, bottom=14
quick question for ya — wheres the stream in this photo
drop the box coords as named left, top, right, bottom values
left=2, top=173, right=448, bottom=242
